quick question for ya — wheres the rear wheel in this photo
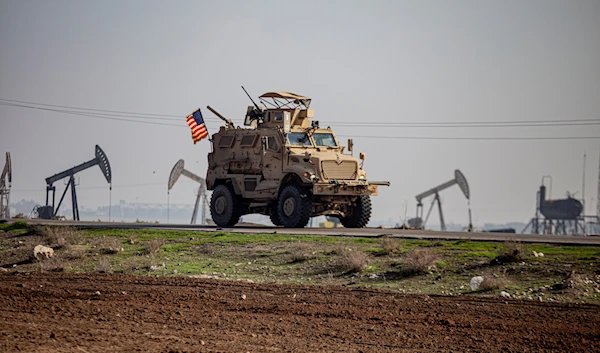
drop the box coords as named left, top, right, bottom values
left=340, top=196, right=371, bottom=228
left=277, top=185, right=312, bottom=228
left=210, top=184, right=242, bottom=227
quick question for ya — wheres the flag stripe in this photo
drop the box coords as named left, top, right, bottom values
left=185, top=109, right=209, bottom=144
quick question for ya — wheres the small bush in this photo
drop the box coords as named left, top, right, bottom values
left=95, top=257, right=112, bottom=273
left=40, top=256, right=70, bottom=273
left=143, top=239, right=164, bottom=254
left=121, top=258, right=142, bottom=273
left=402, top=248, right=440, bottom=274
left=479, top=276, right=509, bottom=291
left=36, top=226, right=83, bottom=247
left=490, top=241, right=524, bottom=265
left=289, top=243, right=317, bottom=263
left=94, top=237, right=122, bottom=254
left=380, top=236, right=400, bottom=255
left=61, top=245, right=86, bottom=260
left=336, top=248, right=370, bottom=273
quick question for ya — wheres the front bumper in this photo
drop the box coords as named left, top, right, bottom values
left=312, top=181, right=379, bottom=196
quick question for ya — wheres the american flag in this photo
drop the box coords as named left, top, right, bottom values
left=186, top=109, right=209, bottom=144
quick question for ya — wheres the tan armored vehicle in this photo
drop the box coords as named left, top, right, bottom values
left=205, top=89, right=390, bottom=228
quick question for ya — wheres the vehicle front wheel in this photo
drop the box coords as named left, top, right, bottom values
left=269, top=202, right=282, bottom=226
left=210, top=184, right=242, bottom=227
left=277, top=185, right=312, bottom=228
left=340, top=196, right=372, bottom=228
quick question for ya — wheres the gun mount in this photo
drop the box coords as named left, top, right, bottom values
left=39, top=145, right=112, bottom=220
left=168, top=159, right=209, bottom=225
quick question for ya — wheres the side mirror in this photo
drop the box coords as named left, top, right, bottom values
left=347, top=139, right=353, bottom=155
left=359, top=152, right=365, bottom=168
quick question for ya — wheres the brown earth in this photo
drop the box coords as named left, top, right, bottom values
left=1, top=272, right=599, bottom=352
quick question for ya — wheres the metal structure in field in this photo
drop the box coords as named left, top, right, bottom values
left=168, top=159, right=209, bottom=225
left=0, top=152, right=11, bottom=220
left=38, top=145, right=112, bottom=220
left=523, top=176, right=584, bottom=235
left=408, top=169, right=472, bottom=231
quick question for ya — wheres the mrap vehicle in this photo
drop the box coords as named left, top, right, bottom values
left=205, top=89, right=389, bottom=228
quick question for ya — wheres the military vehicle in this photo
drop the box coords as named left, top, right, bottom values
left=205, top=88, right=390, bottom=228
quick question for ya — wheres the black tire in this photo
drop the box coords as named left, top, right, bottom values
left=269, top=203, right=282, bottom=226
left=210, top=184, right=242, bottom=227
left=277, top=185, right=312, bottom=228
left=340, top=195, right=372, bottom=228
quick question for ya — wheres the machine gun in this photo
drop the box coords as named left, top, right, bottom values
left=206, top=106, right=234, bottom=129
left=242, top=86, right=264, bottom=123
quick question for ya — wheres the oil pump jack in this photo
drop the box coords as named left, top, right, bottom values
left=408, top=169, right=472, bottom=231
left=38, top=145, right=111, bottom=220
left=0, top=152, right=11, bottom=220
left=168, top=159, right=209, bottom=224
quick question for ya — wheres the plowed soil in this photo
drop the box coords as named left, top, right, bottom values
left=1, top=273, right=599, bottom=352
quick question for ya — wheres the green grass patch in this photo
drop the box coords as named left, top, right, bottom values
left=526, top=244, right=600, bottom=258
left=2, top=225, right=600, bottom=303
left=0, top=220, right=29, bottom=232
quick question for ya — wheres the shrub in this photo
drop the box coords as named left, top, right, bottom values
left=380, top=236, right=400, bottom=255
left=94, top=236, right=122, bottom=254
left=289, top=243, right=317, bottom=263
left=95, top=257, right=112, bottom=273
left=478, top=276, right=509, bottom=291
left=336, top=248, right=370, bottom=273
left=490, top=241, right=524, bottom=265
left=402, top=248, right=440, bottom=274
left=143, top=239, right=164, bottom=255
left=35, top=226, right=83, bottom=247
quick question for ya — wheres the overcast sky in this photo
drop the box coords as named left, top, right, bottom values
left=1, top=0, right=599, bottom=226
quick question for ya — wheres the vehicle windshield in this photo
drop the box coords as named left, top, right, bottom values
left=287, top=132, right=312, bottom=147
left=313, top=133, right=338, bottom=147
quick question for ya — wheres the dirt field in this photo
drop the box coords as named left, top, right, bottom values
left=1, top=272, right=599, bottom=352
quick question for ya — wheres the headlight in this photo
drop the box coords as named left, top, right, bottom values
left=359, top=175, right=365, bottom=180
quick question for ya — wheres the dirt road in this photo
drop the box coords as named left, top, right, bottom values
left=1, top=272, right=598, bottom=352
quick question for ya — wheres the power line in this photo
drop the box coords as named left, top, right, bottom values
left=0, top=98, right=181, bottom=119
left=2, top=97, right=598, bottom=127
left=0, top=102, right=185, bottom=127
left=338, top=135, right=600, bottom=141
left=2, top=97, right=598, bottom=140
left=330, top=121, right=600, bottom=128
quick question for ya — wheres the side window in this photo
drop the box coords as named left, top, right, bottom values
left=218, top=135, right=235, bottom=148
left=273, top=111, right=283, bottom=122
left=240, top=134, right=257, bottom=147
left=267, top=136, right=279, bottom=151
